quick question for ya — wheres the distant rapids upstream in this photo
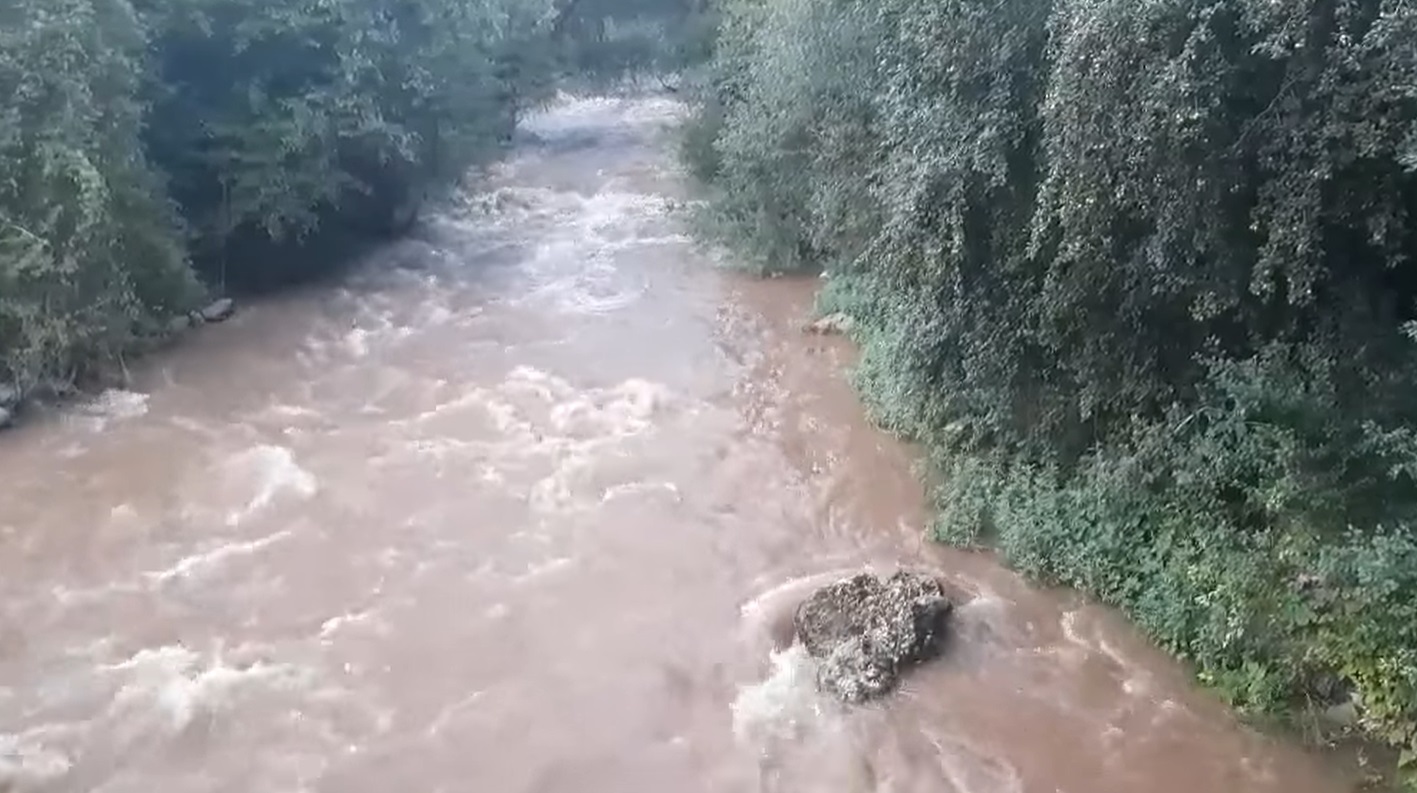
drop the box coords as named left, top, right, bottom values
left=0, top=92, right=1360, bottom=793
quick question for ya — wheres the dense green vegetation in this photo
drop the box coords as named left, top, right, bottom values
left=682, top=0, right=1417, bottom=774
left=0, top=0, right=559, bottom=396
left=1, top=0, right=702, bottom=401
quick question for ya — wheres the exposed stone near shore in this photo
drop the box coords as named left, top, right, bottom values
left=197, top=298, right=236, bottom=324
left=793, top=571, right=953, bottom=703
left=0, top=384, right=18, bottom=430
left=804, top=312, right=855, bottom=336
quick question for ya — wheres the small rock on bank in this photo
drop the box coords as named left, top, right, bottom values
left=793, top=571, right=953, bottom=703
left=198, top=298, right=236, bottom=323
left=0, top=384, right=18, bottom=429
left=804, top=312, right=855, bottom=336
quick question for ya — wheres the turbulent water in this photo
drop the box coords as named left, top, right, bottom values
left=0, top=93, right=1361, bottom=793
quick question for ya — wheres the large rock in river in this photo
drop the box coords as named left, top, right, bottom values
left=793, top=571, right=953, bottom=703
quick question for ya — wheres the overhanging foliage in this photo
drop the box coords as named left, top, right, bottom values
left=684, top=0, right=1417, bottom=772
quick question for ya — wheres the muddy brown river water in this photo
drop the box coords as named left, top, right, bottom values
left=0, top=93, right=1363, bottom=793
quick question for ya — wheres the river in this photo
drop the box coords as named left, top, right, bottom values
left=0, top=92, right=1361, bottom=793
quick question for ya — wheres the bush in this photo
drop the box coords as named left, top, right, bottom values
left=935, top=348, right=1417, bottom=741
left=685, top=0, right=1417, bottom=769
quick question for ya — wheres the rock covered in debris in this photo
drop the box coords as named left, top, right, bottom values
left=793, top=571, right=953, bottom=703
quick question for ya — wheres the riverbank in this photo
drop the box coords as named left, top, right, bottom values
left=797, top=292, right=1411, bottom=789
left=676, top=0, right=1417, bottom=782
left=0, top=298, right=238, bottom=433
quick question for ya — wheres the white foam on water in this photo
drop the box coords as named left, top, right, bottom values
left=254, top=403, right=327, bottom=426
left=0, top=734, right=73, bottom=793
left=222, top=445, right=318, bottom=526
left=144, top=530, right=293, bottom=585
left=600, top=480, right=680, bottom=503
left=424, top=690, right=485, bottom=738
left=421, top=304, right=454, bottom=326
left=926, top=731, right=1024, bottom=793
left=399, top=437, right=477, bottom=465
left=504, top=185, right=685, bottom=316
left=102, top=644, right=314, bottom=735
left=484, top=602, right=510, bottom=620
left=527, top=455, right=585, bottom=514
left=456, top=184, right=579, bottom=225
left=519, top=92, right=687, bottom=139
left=511, top=556, right=574, bottom=584
left=730, top=644, right=832, bottom=751
left=1058, top=610, right=1155, bottom=703
left=68, top=389, right=149, bottom=432
left=108, top=503, right=141, bottom=527
left=405, top=367, right=683, bottom=516
left=344, top=327, right=372, bottom=357
left=51, top=581, right=142, bottom=608
left=548, top=377, right=673, bottom=437
left=318, top=609, right=383, bottom=641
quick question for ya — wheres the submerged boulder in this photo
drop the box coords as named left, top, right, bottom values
left=793, top=571, right=953, bottom=703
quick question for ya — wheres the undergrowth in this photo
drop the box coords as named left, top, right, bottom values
left=680, top=0, right=1417, bottom=780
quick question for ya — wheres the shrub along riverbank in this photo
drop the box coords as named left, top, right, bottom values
left=680, top=0, right=1417, bottom=778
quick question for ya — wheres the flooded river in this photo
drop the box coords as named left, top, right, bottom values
left=0, top=93, right=1361, bottom=793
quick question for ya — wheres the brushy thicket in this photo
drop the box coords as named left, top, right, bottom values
left=1, top=0, right=690, bottom=398
left=683, top=0, right=1417, bottom=770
